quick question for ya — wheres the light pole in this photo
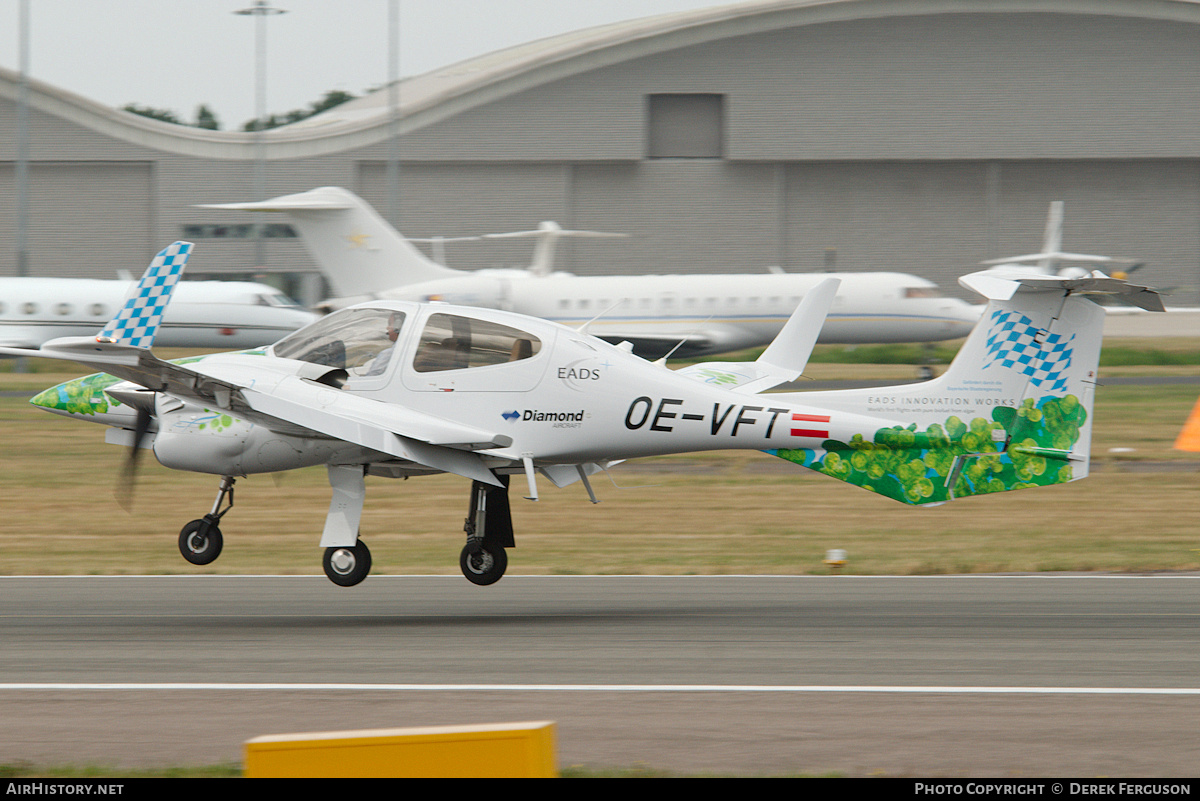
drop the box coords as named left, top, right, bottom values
left=235, top=1, right=287, bottom=269
left=16, top=0, right=30, bottom=279
left=386, top=0, right=401, bottom=226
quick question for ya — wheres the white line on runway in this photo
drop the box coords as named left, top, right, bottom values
left=2, top=684, right=1199, bottom=695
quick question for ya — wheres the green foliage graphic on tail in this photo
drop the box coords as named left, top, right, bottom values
left=769, top=395, right=1087, bottom=504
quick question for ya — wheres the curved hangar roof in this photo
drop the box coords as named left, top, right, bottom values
left=5, top=0, right=1200, bottom=160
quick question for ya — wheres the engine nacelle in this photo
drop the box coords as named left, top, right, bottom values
left=152, top=399, right=366, bottom=475
left=148, top=353, right=363, bottom=475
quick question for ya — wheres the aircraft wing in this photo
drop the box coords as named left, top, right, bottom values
left=0, top=338, right=507, bottom=486
left=0, top=338, right=41, bottom=351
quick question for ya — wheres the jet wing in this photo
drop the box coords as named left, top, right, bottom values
left=0, top=338, right=507, bottom=486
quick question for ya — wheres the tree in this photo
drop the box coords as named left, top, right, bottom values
left=194, top=105, right=221, bottom=130
left=122, top=104, right=181, bottom=125
left=241, top=88, right=356, bottom=131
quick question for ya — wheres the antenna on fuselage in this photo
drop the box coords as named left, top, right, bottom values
left=576, top=298, right=627, bottom=335
left=652, top=315, right=715, bottom=367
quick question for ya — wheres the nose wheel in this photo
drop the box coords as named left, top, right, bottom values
left=178, top=476, right=234, bottom=566
left=179, top=518, right=223, bottom=565
left=323, top=540, right=372, bottom=587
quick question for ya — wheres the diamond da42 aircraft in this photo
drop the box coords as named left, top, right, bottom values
left=2, top=241, right=1163, bottom=587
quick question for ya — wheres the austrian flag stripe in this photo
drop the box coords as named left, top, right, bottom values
left=790, top=413, right=830, bottom=439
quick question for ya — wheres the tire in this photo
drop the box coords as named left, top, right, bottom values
left=459, top=541, right=508, bottom=586
left=323, top=540, right=372, bottom=587
left=179, top=519, right=223, bottom=566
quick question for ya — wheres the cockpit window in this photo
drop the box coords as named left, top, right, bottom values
left=272, top=308, right=406, bottom=372
left=256, top=291, right=302, bottom=308
left=413, top=313, right=541, bottom=373
left=904, top=287, right=943, bottom=299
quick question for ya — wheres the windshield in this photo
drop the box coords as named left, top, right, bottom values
left=272, top=308, right=405, bottom=372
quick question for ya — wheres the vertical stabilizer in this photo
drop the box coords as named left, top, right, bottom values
left=1037, top=201, right=1064, bottom=272
left=768, top=271, right=1161, bottom=504
left=97, top=241, right=192, bottom=348
left=199, top=187, right=457, bottom=298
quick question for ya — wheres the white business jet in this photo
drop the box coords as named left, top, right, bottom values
left=200, top=187, right=979, bottom=359
left=0, top=272, right=317, bottom=351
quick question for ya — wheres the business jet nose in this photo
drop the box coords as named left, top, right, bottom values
left=30, top=373, right=135, bottom=425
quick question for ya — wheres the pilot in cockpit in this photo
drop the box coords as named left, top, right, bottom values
left=361, top=312, right=404, bottom=376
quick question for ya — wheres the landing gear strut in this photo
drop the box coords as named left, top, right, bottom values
left=460, top=475, right=514, bottom=586
left=178, top=476, right=235, bottom=565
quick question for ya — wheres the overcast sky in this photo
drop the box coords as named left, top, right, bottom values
left=1, top=0, right=729, bottom=130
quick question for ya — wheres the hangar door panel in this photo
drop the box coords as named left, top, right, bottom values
left=570, top=161, right=779, bottom=275
left=0, top=162, right=153, bottom=278
left=784, top=162, right=989, bottom=290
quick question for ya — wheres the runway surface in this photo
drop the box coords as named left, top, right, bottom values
left=1, top=574, right=1198, bottom=776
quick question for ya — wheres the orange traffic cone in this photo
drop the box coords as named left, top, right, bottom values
left=1175, top=396, right=1200, bottom=452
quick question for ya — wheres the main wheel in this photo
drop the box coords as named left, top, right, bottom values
left=179, top=519, right=223, bottom=566
left=323, top=540, right=372, bottom=587
left=460, top=541, right=508, bottom=586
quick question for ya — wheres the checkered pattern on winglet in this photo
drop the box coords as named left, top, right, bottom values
left=983, top=309, right=1075, bottom=393
left=96, top=242, right=192, bottom=348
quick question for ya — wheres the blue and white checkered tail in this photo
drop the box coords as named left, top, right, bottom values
left=96, top=241, right=193, bottom=349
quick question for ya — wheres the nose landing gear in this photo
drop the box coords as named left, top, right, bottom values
left=178, top=476, right=235, bottom=566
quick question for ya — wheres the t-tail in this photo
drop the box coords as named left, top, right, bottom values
left=766, top=269, right=1163, bottom=505
left=198, top=187, right=458, bottom=299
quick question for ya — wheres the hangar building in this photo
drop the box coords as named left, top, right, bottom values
left=2, top=0, right=1199, bottom=305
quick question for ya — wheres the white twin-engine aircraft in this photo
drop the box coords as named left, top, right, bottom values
left=3, top=242, right=1162, bottom=588
left=200, top=187, right=980, bottom=359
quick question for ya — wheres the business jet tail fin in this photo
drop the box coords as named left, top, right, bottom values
left=199, top=187, right=457, bottom=298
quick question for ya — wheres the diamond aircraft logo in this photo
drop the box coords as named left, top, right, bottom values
left=982, top=309, right=1074, bottom=392
left=501, top=410, right=520, bottom=422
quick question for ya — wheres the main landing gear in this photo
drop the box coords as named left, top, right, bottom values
left=323, top=540, right=372, bottom=587
left=173, top=472, right=517, bottom=588
left=460, top=476, right=514, bottom=586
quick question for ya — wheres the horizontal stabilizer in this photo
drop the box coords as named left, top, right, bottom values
left=199, top=193, right=354, bottom=212
left=980, top=251, right=1135, bottom=267
left=960, top=269, right=1165, bottom=312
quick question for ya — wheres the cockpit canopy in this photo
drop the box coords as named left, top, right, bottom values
left=270, top=306, right=542, bottom=375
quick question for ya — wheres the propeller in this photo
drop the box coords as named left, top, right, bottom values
left=106, top=388, right=157, bottom=511
left=116, top=407, right=153, bottom=511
